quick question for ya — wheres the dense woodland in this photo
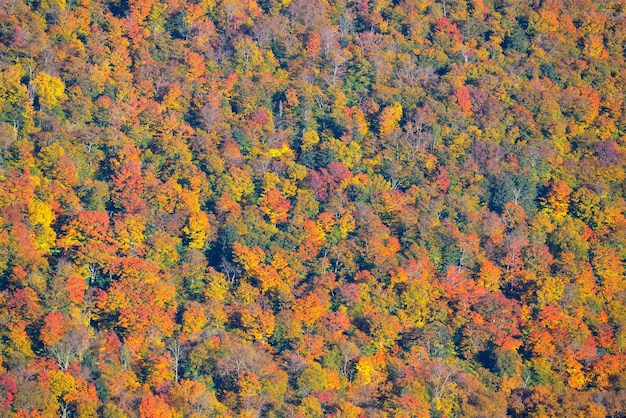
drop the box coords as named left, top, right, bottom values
left=0, top=0, right=625, bottom=416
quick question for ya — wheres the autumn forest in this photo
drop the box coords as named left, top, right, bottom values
left=0, top=0, right=625, bottom=416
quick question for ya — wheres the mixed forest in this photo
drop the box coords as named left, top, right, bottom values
left=0, top=0, right=626, bottom=416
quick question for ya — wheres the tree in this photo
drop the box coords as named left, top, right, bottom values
left=59, top=210, right=116, bottom=278
left=378, top=102, right=402, bottom=137
left=139, top=395, right=173, bottom=418
left=542, top=181, right=572, bottom=219
left=166, top=338, right=187, bottom=382
left=31, top=71, right=65, bottom=109
left=592, top=246, right=625, bottom=303
left=110, top=145, right=147, bottom=214
left=184, top=211, right=211, bottom=249
left=455, top=86, right=472, bottom=114
left=43, top=320, right=91, bottom=371
left=259, top=188, right=291, bottom=224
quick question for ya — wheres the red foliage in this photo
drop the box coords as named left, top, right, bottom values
left=456, top=86, right=472, bottom=114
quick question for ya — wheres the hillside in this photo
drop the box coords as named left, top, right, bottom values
left=0, top=0, right=625, bottom=416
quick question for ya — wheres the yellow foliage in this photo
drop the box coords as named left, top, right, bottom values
left=233, top=242, right=266, bottom=272
left=537, top=275, right=565, bottom=306
left=584, top=34, right=608, bottom=59
left=184, top=211, right=210, bottom=249
left=0, top=65, right=29, bottom=106
left=255, top=264, right=282, bottom=293
left=49, top=370, right=76, bottom=399
left=347, top=106, right=369, bottom=137
left=184, top=176, right=207, bottom=212
left=182, top=304, right=208, bottom=335
left=448, top=132, right=469, bottom=160
left=263, top=171, right=281, bottom=192
left=422, top=153, right=438, bottom=173
left=529, top=212, right=555, bottom=244
left=199, top=0, right=215, bottom=13
left=270, top=253, right=289, bottom=271
left=28, top=199, right=56, bottom=253
left=355, top=353, right=387, bottom=386
left=328, top=138, right=362, bottom=169
left=436, top=390, right=458, bottom=417
left=298, top=395, right=324, bottom=417
left=337, top=212, right=355, bottom=239
left=478, top=260, right=501, bottom=292
left=224, top=167, right=255, bottom=202
left=232, top=282, right=258, bottom=309
left=564, top=353, right=587, bottom=390
left=204, top=269, right=229, bottom=301
left=31, top=71, right=66, bottom=109
left=528, top=9, right=559, bottom=33
left=115, top=215, right=146, bottom=253
left=268, top=143, right=293, bottom=158
left=234, top=38, right=266, bottom=73
left=149, top=231, right=181, bottom=268
left=102, top=402, right=129, bottom=418
left=161, top=84, right=183, bottom=112
left=147, top=2, right=168, bottom=30
left=281, top=178, right=298, bottom=197
left=401, top=281, right=432, bottom=328
left=240, top=306, right=275, bottom=341
left=301, top=130, right=320, bottom=149
left=542, top=181, right=572, bottom=219
left=36, top=224, right=57, bottom=255
left=325, top=369, right=345, bottom=391
left=332, top=91, right=348, bottom=119
left=147, top=354, right=174, bottom=385
left=286, top=161, right=308, bottom=182
left=337, top=401, right=364, bottom=418
left=7, top=321, right=34, bottom=357
left=379, top=102, right=403, bottom=137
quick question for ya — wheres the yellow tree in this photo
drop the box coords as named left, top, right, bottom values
left=379, top=102, right=403, bottom=137
left=30, top=72, right=65, bottom=109
left=184, top=211, right=211, bottom=249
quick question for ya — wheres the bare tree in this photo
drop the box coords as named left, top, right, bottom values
left=167, top=338, right=187, bottom=382
left=220, top=257, right=239, bottom=283
left=338, top=340, right=360, bottom=381
left=50, top=326, right=91, bottom=370
left=59, top=401, right=71, bottom=418
left=429, top=359, right=457, bottom=406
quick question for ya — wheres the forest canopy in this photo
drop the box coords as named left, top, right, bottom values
left=0, top=0, right=625, bottom=416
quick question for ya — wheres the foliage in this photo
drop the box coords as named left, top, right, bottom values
left=0, top=0, right=625, bottom=416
